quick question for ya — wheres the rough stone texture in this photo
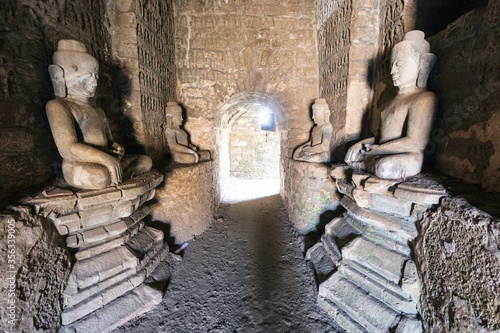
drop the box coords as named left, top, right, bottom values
left=284, top=160, right=341, bottom=235
left=417, top=197, right=500, bottom=332
left=0, top=206, right=71, bottom=333
left=0, top=1, right=112, bottom=199
left=14, top=171, right=168, bottom=332
left=151, top=162, right=215, bottom=244
left=20, top=171, right=163, bottom=236
left=427, top=1, right=500, bottom=191
left=305, top=243, right=336, bottom=283
left=108, top=0, right=176, bottom=161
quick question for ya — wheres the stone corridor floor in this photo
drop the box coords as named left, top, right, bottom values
left=114, top=195, right=342, bottom=333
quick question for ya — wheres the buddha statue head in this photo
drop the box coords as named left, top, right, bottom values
left=311, top=98, right=330, bottom=124
left=165, top=101, right=183, bottom=128
left=49, top=40, right=99, bottom=98
left=391, top=30, right=436, bottom=92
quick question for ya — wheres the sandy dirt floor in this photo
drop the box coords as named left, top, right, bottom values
left=115, top=195, right=342, bottom=333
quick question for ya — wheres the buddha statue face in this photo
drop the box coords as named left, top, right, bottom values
left=390, top=30, right=435, bottom=92
left=391, top=43, right=419, bottom=90
left=165, top=102, right=183, bottom=128
left=65, top=69, right=99, bottom=98
left=311, top=99, right=329, bottom=124
left=171, top=111, right=183, bottom=127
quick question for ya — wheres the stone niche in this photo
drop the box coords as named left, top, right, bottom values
left=151, top=162, right=216, bottom=244
left=1, top=171, right=180, bottom=333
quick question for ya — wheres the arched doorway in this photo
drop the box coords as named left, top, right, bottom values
left=217, top=94, right=284, bottom=203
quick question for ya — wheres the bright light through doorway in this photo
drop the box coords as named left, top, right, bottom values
left=222, top=177, right=280, bottom=203
left=219, top=102, right=281, bottom=203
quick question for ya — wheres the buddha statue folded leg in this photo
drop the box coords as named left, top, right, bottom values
left=121, top=154, right=153, bottom=178
left=62, top=160, right=113, bottom=190
left=368, top=152, right=424, bottom=179
left=172, top=152, right=198, bottom=164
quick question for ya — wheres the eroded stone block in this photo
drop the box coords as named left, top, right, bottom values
left=319, top=274, right=400, bottom=332
left=306, top=243, right=336, bottom=281
left=342, top=237, right=406, bottom=285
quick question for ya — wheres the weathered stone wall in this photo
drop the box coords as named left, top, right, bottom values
left=285, top=161, right=340, bottom=236
left=108, top=0, right=176, bottom=162
left=151, top=163, right=215, bottom=244
left=0, top=0, right=113, bottom=200
left=427, top=2, right=500, bottom=192
left=317, top=0, right=352, bottom=145
left=417, top=197, right=500, bottom=332
left=136, top=0, right=176, bottom=161
left=0, top=207, right=71, bottom=333
left=174, top=0, right=319, bottom=160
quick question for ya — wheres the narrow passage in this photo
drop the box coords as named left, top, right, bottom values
left=116, top=195, right=341, bottom=332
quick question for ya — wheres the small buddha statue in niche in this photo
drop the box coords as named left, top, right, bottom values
left=164, top=101, right=211, bottom=164
left=45, top=40, right=152, bottom=190
left=293, top=98, right=333, bottom=163
left=344, top=30, right=437, bottom=179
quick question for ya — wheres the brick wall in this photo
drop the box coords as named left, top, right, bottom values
left=174, top=0, right=319, bottom=156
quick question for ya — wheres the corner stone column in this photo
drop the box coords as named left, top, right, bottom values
left=151, top=162, right=216, bottom=244
left=284, top=159, right=341, bottom=236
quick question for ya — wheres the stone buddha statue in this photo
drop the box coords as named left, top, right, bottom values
left=46, top=40, right=152, bottom=190
left=344, top=30, right=437, bottom=179
left=164, top=101, right=211, bottom=164
left=293, top=98, right=333, bottom=163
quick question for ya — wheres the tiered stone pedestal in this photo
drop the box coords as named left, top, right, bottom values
left=313, top=169, right=447, bottom=333
left=285, top=160, right=341, bottom=235
left=152, top=162, right=215, bottom=244
left=22, top=171, right=178, bottom=333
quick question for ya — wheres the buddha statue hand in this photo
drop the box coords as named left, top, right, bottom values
left=109, top=142, right=125, bottom=160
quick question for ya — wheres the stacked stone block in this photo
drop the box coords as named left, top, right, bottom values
left=312, top=170, right=447, bottom=333
left=21, top=171, right=178, bottom=333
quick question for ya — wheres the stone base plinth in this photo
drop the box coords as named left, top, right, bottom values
left=20, top=170, right=180, bottom=333
left=316, top=169, right=448, bottom=333
left=152, top=162, right=215, bottom=244
left=284, top=160, right=340, bottom=235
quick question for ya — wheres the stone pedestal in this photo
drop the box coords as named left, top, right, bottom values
left=316, top=169, right=447, bottom=333
left=284, top=159, right=341, bottom=235
left=21, top=171, right=180, bottom=333
left=151, top=162, right=215, bottom=244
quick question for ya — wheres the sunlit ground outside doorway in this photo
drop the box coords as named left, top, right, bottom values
left=221, top=177, right=280, bottom=203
